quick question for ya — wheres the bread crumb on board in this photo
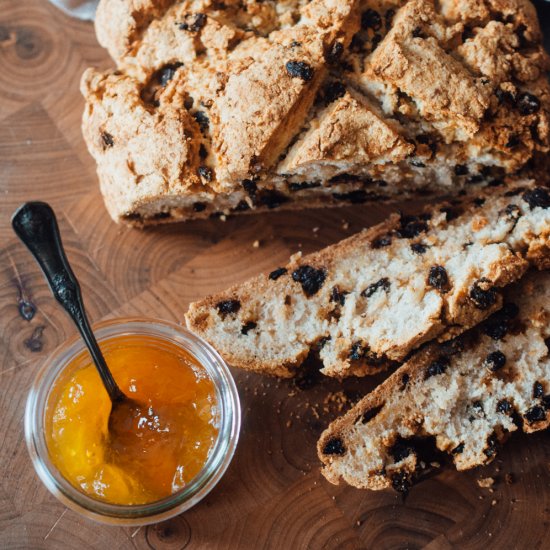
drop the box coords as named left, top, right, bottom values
left=478, top=477, right=495, bottom=489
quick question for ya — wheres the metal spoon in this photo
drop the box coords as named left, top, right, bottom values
left=11, top=201, right=142, bottom=436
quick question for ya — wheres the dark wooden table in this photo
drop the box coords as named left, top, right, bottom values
left=1, top=1, right=549, bottom=548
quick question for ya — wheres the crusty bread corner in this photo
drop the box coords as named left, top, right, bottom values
left=317, top=269, right=550, bottom=492
left=185, top=182, right=550, bottom=378
left=84, top=0, right=550, bottom=225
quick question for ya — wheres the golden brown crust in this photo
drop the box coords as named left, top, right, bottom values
left=81, top=68, right=205, bottom=219
left=278, top=91, right=414, bottom=173
left=95, top=0, right=177, bottom=63
left=367, top=0, right=490, bottom=135
left=212, top=40, right=325, bottom=187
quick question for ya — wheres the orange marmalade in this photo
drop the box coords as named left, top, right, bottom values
left=45, top=335, right=219, bottom=505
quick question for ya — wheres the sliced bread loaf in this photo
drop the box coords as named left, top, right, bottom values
left=83, top=0, right=550, bottom=225
left=185, top=183, right=550, bottom=378
left=317, top=269, right=550, bottom=492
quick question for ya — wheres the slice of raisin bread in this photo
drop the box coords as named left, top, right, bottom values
left=185, top=183, right=550, bottom=378
left=82, top=0, right=550, bottom=225
left=318, top=269, right=550, bottom=492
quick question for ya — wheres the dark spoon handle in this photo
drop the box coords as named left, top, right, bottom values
left=12, top=202, right=124, bottom=403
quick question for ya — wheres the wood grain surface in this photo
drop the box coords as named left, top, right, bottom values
left=1, top=1, right=550, bottom=548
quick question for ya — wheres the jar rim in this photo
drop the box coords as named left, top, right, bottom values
left=25, top=317, right=241, bottom=525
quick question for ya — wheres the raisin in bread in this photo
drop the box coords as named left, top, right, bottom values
left=318, top=269, right=550, bottom=492
left=185, top=183, right=550, bottom=378
left=82, top=0, right=550, bottom=225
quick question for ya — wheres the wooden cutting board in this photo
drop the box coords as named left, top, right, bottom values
left=1, top=1, right=549, bottom=548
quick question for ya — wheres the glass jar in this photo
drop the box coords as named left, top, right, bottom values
left=48, top=0, right=98, bottom=21
left=24, top=318, right=240, bottom=525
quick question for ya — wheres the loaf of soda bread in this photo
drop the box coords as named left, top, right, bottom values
left=318, top=269, right=550, bottom=492
left=82, top=0, right=550, bottom=225
left=185, top=183, right=550, bottom=377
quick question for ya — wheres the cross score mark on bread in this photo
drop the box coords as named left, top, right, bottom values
left=83, top=0, right=550, bottom=225
left=185, top=184, right=550, bottom=378
left=317, top=269, right=550, bottom=493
